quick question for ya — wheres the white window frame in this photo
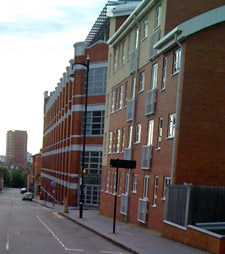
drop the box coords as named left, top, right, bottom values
left=139, top=71, right=145, bottom=92
left=118, top=172, right=122, bottom=196
left=134, top=27, right=139, bottom=49
left=142, top=18, right=148, bottom=39
left=119, top=85, right=123, bottom=110
left=157, top=117, right=163, bottom=149
left=135, top=124, right=141, bottom=144
left=111, top=90, right=115, bottom=113
left=143, top=175, right=149, bottom=199
left=125, top=173, right=129, bottom=194
left=155, top=5, right=161, bottom=28
left=128, top=126, right=133, bottom=148
left=116, top=129, right=120, bottom=153
left=147, top=120, right=154, bottom=146
left=131, top=77, right=136, bottom=99
left=152, top=176, right=158, bottom=207
left=113, top=130, right=117, bottom=153
left=150, top=63, right=158, bottom=90
left=127, top=33, right=131, bottom=59
left=161, top=57, right=167, bottom=90
left=113, top=172, right=117, bottom=195
left=162, top=177, right=171, bottom=200
left=121, top=41, right=125, bottom=66
left=168, top=113, right=176, bottom=138
left=132, top=174, right=137, bottom=193
left=173, top=49, right=181, bottom=74
left=124, top=82, right=128, bottom=107
left=121, top=128, right=125, bottom=152
left=106, top=171, right=110, bottom=192
left=108, top=132, right=112, bottom=154
left=113, top=48, right=117, bottom=72
left=110, top=172, right=114, bottom=194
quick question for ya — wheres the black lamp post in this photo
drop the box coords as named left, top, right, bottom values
left=69, top=55, right=90, bottom=219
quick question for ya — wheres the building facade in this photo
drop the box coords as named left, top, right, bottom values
left=6, top=130, right=27, bottom=166
left=100, top=0, right=225, bottom=232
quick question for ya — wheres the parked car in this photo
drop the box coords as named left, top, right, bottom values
left=20, top=187, right=27, bottom=194
left=22, top=192, right=33, bottom=201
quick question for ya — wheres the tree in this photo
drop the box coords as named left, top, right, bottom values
left=10, top=170, right=25, bottom=188
left=0, top=167, right=11, bottom=187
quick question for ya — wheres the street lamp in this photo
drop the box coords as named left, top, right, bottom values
left=69, top=55, right=90, bottom=219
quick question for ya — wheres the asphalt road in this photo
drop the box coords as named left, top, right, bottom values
left=0, top=188, right=129, bottom=254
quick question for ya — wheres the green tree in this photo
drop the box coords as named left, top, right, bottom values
left=0, top=167, right=11, bottom=187
left=10, top=170, right=25, bottom=188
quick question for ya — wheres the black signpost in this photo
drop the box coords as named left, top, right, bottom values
left=110, top=159, right=136, bottom=234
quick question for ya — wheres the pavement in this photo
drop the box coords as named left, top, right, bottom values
left=33, top=196, right=209, bottom=254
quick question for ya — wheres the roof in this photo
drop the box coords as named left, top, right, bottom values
left=154, top=5, right=225, bottom=52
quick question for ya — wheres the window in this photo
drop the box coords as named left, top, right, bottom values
left=150, top=63, right=158, bottom=90
left=147, top=120, right=154, bottom=146
left=162, top=177, right=171, bottom=200
left=128, top=126, right=133, bottom=148
left=127, top=33, right=131, bottom=59
left=132, top=174, right=137, bottom=193
left=125, top=173, right=129, bottom=194
left=157, top=117, right=163, bottom=149
left=173, top=49, right=181, bottom=73
left=121, top=128, right=125, bottom=152
left=139, top=71, right=145, bottom=92
left=113, top=48, right=117, bottom=71
left=119, top=86, right=123, bottom=110
left=155, top=5, right=161, bottom=28
left=111, top=90, right=115, bottom=113
left=113, top=131, right=117, bottom=153
left=152, top=176, right=158, bottom=207
left=83, top=151, right=102, bottom=175
left=118, top=172, right=122, bottom=196
left=115, top=88, right=118, bottom=111
left=113, top=172, right=117, bottom=194
left=134, top=27, right=139, bottom=49
left=143, top=175, right=149, bottom=199
left=116, top=129, right=120, bottom=153
left=161, top=57, right=167, bottom=90
left=108, top=132, right=112, bottom=153
left=131, top=77, right=136, bottom=99
left=135, top=124, right=141, bottom=143
left=142, top=18, right=148, bottom=39
left=124, top=82, right=128, bottom=107
left=106, top=171, right=110, bottom=192
left=121, top=41, right=125, bottom=66
left=168, top=113, right=176, bottom=138
left=110, top=172, right=114, bottom=193
left=83, top=111, right=104, bottom=135
left=88, top=67, right=107, bottom=95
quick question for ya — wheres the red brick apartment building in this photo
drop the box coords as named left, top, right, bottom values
left=41, top=1, right=136, bottom=206
left=100, top=0, right=225, bottom=235
left=6, top=130, right=27, bottom=166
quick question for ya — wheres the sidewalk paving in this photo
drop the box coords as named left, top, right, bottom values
left=34, top=197, right=209, bottom=254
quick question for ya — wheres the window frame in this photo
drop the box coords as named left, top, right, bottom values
left=116, top=129, right=120, bottom=153
left=128, top=126, right=133, bottom=148
left=132, top=174, right=137, bottom=193
left=155, top=5, right=162, bottom=28
left=173, top=49, right=181, bottom=74
left=150, top=63, right=158, bottom=90
left=167, top=113, right=176, bottom=138
left=147, top=120, right=154, bottom=146
left=135, top=124, right=141, bottom=144
left=157, top=117, right=163, bottom=149
left=119, top=85, right=123, bottom=110
left=162, top=177, right=171, bottom=200
left=139, top=71, right=145, bottom=92
left=125, top=173, right=129, bottom=194
left=111, top=90, right=115, bottom=113
left=143, top=175, right=149, bottom=199
left=142, top=18, right=148, bottom=40
left=161, top=57, right=167, bottom=90
left=108, top=131, right=112, bottom=154
left=152, top=176, right=158, bottom=207
left=121, top=128, right=125, bottom=152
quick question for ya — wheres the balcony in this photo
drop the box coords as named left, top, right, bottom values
left=129, top=49, right=138, bottom=74
left=145, top=89, right=157, bottom=116
left=137, top=198, right=148, bottom=223
left=124, top=147, right=132, bottom=160
left=120, top=194, right=128, bottom=215
left=126, top=98, right=135, bottom=122
left=141, top=145, right=152, bottom=170
left=149, top=29, right=160, bottom=60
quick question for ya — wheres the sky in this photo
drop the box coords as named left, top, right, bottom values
left=0, top=0, right=108, bottom=156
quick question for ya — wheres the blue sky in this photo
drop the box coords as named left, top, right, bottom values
left=0, top=0, right=108, bottom=155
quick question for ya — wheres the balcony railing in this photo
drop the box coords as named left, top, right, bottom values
left=141, top=145, right=152, bottom=170
left=120, top=194, right=128, bottom=215
left=145, top=89, right=157, bottom=116
left=124, top=147, right=132, bottom=160
left=149, top=29, right=160, bottom=60
left=129, top=49, right=138, bottom=74
left=137, top=198, right=148, bottom=223
left=126, top=98, right=135, bottom=122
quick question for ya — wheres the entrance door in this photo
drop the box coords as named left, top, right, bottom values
left=84, top=184, right=100, bottom=206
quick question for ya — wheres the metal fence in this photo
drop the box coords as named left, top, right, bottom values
left=164, top=185, right=225, bottom=227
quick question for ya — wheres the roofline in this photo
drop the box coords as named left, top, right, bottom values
left=108, top=0, right=156, bottom=46
left=154, top=6, right=225, bottom=52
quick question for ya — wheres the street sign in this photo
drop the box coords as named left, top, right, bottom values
left=110, top=159, right=136, bottom=169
